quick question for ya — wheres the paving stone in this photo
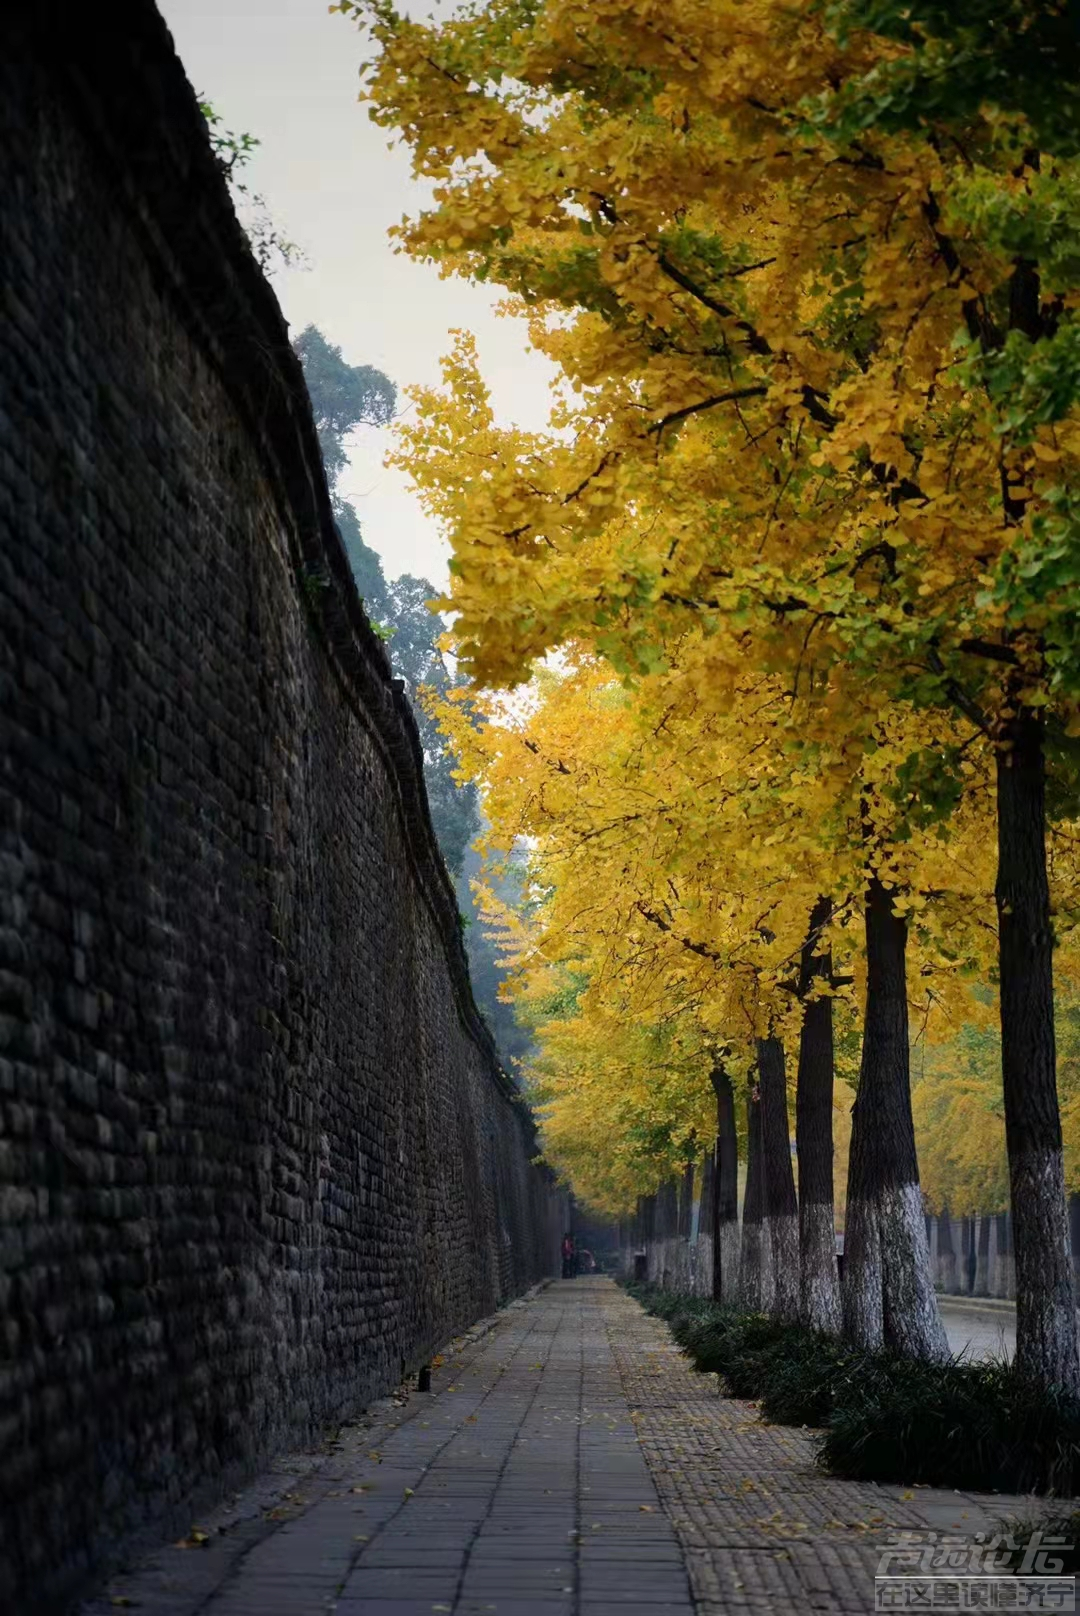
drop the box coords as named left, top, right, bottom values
left=599, top=1281, right=1074, bottom=1614
left=82, top=1278, right=1074, bottom=1616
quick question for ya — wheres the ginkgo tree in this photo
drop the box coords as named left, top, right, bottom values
left=443, top=657, right=840, bottom=1314
left=345, top=0, right=1080, bottom=1391
left=438, top=641, right=1001, bottom=1355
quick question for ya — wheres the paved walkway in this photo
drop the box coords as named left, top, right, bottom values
left=607, top=1289, right=1043, bottom=1614
left=84, top=1280, right=1048, bottom=1616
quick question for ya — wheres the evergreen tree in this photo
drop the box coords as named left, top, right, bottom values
left=294, top=326, right=482, bottom=882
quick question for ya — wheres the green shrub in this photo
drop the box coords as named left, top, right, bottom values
left=996, top=1509, right=1080, bottom=1577
left=757, top=1330, right=872, bottom=1427
left=820, top=1352, right=1080, bottom=1494
left=622, top=1279, right=1080, bottom=1495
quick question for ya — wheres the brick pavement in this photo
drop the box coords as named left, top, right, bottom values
left=605, top=1284, right=1051, bottom=1615
left=82, top=1280, right=1052, bottom=1616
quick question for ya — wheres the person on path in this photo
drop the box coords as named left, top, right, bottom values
left=561, top=1232, right=575, bottom=1278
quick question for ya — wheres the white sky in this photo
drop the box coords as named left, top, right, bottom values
left=158, top=0, right=556, bottom=588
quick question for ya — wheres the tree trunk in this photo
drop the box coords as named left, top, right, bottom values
left=975, top=1214, right=991, bottom=1296
left=661, top=1177, right=680, bottom=1239
left=758, top=1035, right=799, bottom=1320
left=699, top=1149, right=715, bottom=1238
left=677, top=1158, right=695, bottom=1291
left=1070, top=1193, right=1080, bottom=1295
left=796, top=896, right=842, bottom=1335
left=711, top=1063, right=740, bottom=1304
left=659, top=1177, right=679, bottom=1289
left=698, top=1148, right=715, bottom=1299
left=996, top=709, right=1079, bottom=1391
left=740, top=1085, right=773, bottom=1311
left=643, top=1194, right=657, bottom=1281
left=937, top=1203, right=957, bottom=1294
left=679, top=1158, right=695, bottom=1240
left=842, top=874, right=947, bottom=1359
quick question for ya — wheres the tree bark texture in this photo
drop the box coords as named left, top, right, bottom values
left=678, top=1158, right=695, bottom=1240
left=699, top=1148, right=715, bottom=1246
left=996, top=710, right=1079, bottom=1392
left=796, top=897, right=842, bottom=1335
left=696, top=1148, right=715, bottom=1299
left=758, top=1036, right=799, bottom=1320
left=843, top=874, right=947, bottom=1360
left=711, top=1063, right=741, bottom=1304
left=740, top=1086, right=774, bottom=1311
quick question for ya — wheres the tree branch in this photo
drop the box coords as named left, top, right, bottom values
left=958, top=638, right=1019, bottom=666
left=648, top=386, right=768, bottom=435
left=635, top=901, right=722, bottom=963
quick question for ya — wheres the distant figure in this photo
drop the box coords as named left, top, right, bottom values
left=577, top=1247, right=596, bottom=1274
left=561, top=1233, right=575, bottom=1279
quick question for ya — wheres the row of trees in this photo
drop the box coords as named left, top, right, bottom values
left=340, top=0, right=1080, bottom=1392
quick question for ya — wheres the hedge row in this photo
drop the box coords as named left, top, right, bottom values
left=626, top=1281, right=1080, bottom=1496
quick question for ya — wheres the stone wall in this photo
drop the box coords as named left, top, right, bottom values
left=0, top=6, right=562, bottom=1608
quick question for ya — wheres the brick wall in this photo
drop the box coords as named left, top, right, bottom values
left=0, top=6, right=562, bottom=1608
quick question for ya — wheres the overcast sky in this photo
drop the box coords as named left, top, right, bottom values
left=158, top=0, right=554, bottom=587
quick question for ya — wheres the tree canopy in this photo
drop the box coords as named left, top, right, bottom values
left=294, top=324, right=397, bottom=490
left=344, top=0, right=1080, bottom=1388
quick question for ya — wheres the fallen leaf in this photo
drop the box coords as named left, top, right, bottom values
left=175, top=1527, right=210, bottom=1549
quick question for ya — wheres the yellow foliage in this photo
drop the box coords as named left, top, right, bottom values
left=351, top=0, right=1080, bottom=1219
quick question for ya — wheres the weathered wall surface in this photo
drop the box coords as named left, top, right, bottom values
left=0, top=6, right=562, bottom=1608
